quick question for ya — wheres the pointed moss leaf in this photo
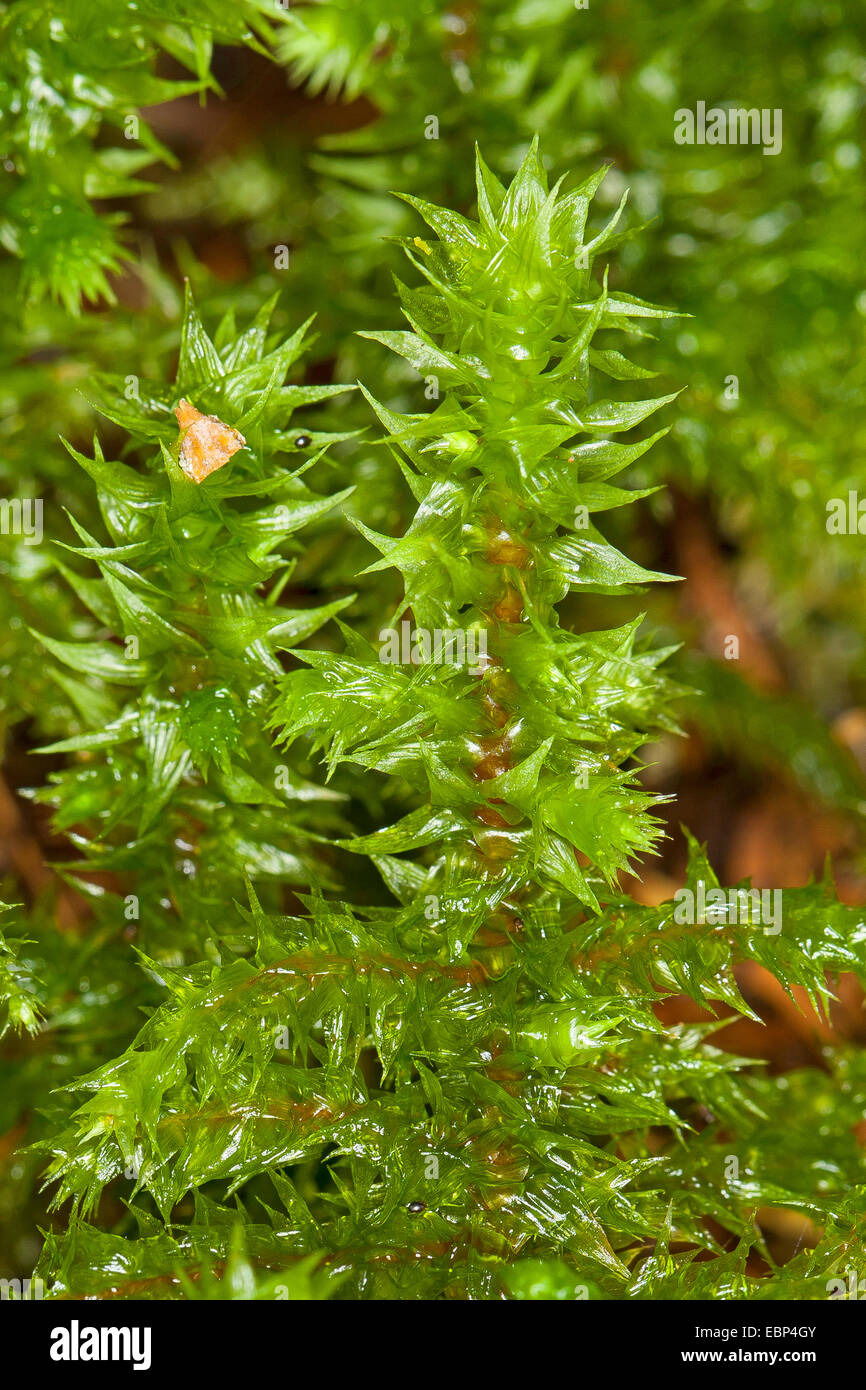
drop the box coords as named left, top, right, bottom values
left=178, top=282, right=224, bottom=387
left=357, top=331, right=483, bottom=385
left=31, top=631, right=149, bottom=684
left=335, top=807, right=465, bottom=855
left=579, top=392, right=679, bottom=433
left=548, top=531, right=677, bottom=591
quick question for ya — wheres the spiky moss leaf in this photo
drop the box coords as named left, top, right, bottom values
left=30, top=137, right=866, bottom=1301
left=0, top=0, right=288, bottom=312
left=32, top=290, right=354, bottom=957
left=276, top=143, right=680, bottom=896
left=37, top=1210, right=341, bottom=1301
left=37, top=850, right=866, bottom=1296
left=0, top=904, right=45, bottom=1038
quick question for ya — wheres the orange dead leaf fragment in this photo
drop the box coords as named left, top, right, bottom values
left=174, top=399, right=246, bottom=483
